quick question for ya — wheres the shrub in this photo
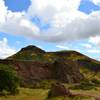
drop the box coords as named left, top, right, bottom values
left=0, top=64, right=20, bottom=94
left=91, top=78, right=100, bottom=87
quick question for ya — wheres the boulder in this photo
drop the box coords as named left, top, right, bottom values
left=48, top=83, right=71, bottom=98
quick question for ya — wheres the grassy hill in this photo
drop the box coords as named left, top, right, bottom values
left=0, top=45, right=100, bottom=99
left=8, top=45, right=89, bottom=62
left=7, top=45, right=100, bottom=71
left=7, top=45, right=100, bottom=73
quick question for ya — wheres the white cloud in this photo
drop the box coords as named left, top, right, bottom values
left=0, top=0, right=40, bottom=39
left=91, top=0, right=100, bottom=5
left=23, top=0, right=100, bottom=42
left=0, top=0, right=7, bottom=23
left=89, top=36, right=100, bottom=46
left=0, top=0, right=100, bottom=43
left=27, top=0, right=81, bottom=21
left=0, top=38, right=17, bottom=59
left=56, top=45, right=69, bottom=50
left=0, top=11, right=40, bottom=38
left=26, top=0, right=100, bottom=42
left=87, top=49, right=100, bottom=53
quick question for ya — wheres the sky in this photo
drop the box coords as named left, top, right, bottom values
left=0, top=0, right=100, bottom=60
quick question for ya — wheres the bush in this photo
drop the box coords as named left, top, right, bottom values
left=0, top=64, right=20, bottom=94
left=91, top=78, right=100, bottom=87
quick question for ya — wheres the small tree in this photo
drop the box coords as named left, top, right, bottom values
left=0, top=64, right=19, bottom=94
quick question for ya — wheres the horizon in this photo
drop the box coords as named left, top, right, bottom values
left=0, top=0, right=100, bottom=61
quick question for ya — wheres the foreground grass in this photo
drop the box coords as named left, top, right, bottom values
left=47, top=96, right=94, bottom=100
left=71, top=87, right=100, bottom=98
left=0, top=88, right=48, bottom=100
left=0, top=88, right=100, bottom=100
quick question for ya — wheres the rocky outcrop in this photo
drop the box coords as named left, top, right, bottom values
left=52, top=59, right=84, bottom=83
left=0, top=60, right=52, bottom=87
left=0, top=59, right=84, bottom=87
left=48, top=83, right=71, bottom=98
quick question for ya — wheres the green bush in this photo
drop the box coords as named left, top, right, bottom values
left=0, top=64, right=20, bottom=94
left=91, top=78, right=100, bottom=86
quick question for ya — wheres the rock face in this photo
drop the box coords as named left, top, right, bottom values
left=52, top=59, right=84, bottom=83
left=0, top=60, right=52, bottom=87
left=48, top=83, right=71, bottom=98
left=0, top=59, right=84, bottom=87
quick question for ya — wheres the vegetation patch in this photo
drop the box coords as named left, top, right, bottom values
left=69, top=80, right=96, bottom=90
left=0, top=64, right=20, bottom=95
left=91, top=78, right=100, bottom=87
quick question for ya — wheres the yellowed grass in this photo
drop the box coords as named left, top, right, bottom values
left=71, top=87, right=100, bottom=98
left=0, top=87, right=100, bottom=100
left=0, top=88, right=48, bottom=100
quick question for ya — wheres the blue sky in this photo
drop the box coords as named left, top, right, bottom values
left=4, top=0, right=31, bottom=12
left=0, top=0, right=100, bottom=60
left=79, top=0, right=100, bottom=14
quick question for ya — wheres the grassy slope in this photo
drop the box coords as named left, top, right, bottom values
left=8, top=50, right=100, bottom=65
left=8, top=50, right=100, bottom=80
left=8, top=50, right=87, bottom=61
left=4, top=47, right=100, bottom=100
left=80, top=67, right=100, bottom=80
left=0, top=88, right=48, bottom=100
left=0, top=88, right=100, bottom=100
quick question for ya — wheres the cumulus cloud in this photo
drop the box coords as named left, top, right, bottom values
left=0, top=0, right=100, bottom=43
left=89, top=36, right=100, bottom=46
left=27, top=0, right=81, bottom=21
left=0, top=0, right=7, bottom=23
left=0, top=38, right=17, bottom=59
left=0, top=0, right=40, bottom=39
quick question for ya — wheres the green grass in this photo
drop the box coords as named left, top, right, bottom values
left=0, top=87, right=100, bottom=100
left=47, top=96, right=94, bottom=100
left=0, top=88, right=48, bottom=100
left=70, top=87, right=100, bottom=99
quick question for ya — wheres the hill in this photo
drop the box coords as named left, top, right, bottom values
left=0, top=45, right=100, bottom=87
left=8, top=45, right=89, bottom=62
